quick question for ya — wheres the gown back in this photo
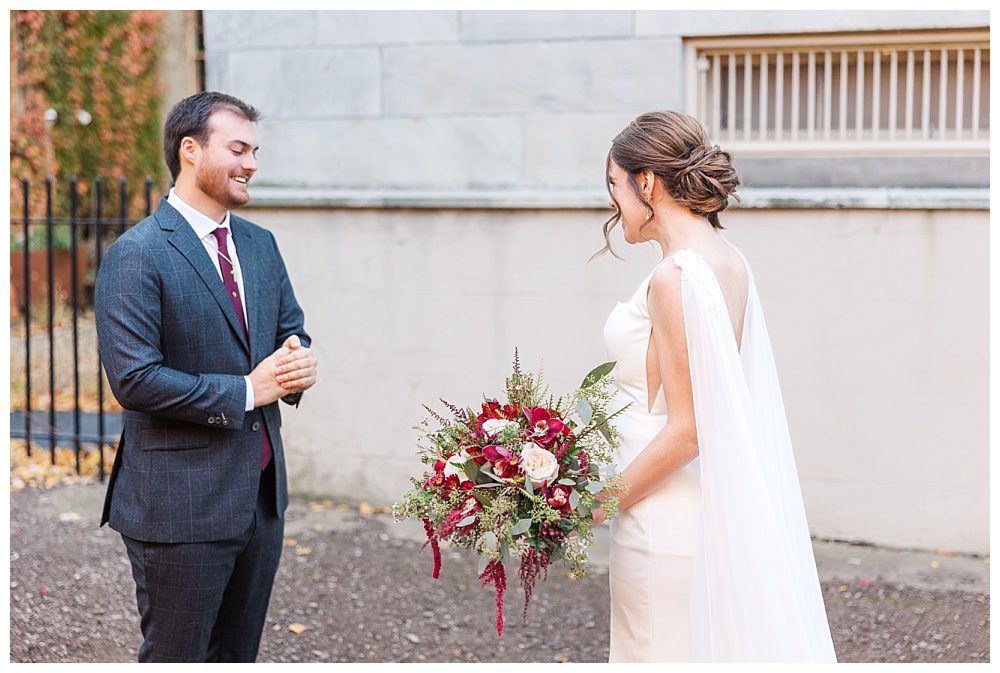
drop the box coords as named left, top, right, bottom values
left=603, top=244, right=837, bottom=662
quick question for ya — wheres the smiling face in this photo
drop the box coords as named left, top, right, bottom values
left=607, top=158, right=651, bottom=245
left=191, top=110, right=258, bottom=211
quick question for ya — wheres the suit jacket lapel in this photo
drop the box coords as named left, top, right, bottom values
left=156, top=200, right=251, bottom=356
left=231, top=218, right=264, bottom=363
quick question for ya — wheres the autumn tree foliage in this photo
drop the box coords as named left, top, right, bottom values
left=10, top=10, right=166, bottom=218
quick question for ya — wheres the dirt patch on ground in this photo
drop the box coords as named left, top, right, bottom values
left=10, top=484, right=989, bottom=663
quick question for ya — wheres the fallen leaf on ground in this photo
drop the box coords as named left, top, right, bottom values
left=9, top=440, right=113, bottom=491
left=836, top=585, right=849, bottom=592
left=283, top=538, right=298, bottom=547
left=288, top=623, right=308, bottom=634
left=359, top=502, right=374, bottom=517
left=295, top=547, right=313, bottom=556
left=929, top=560, right=941, bottom=569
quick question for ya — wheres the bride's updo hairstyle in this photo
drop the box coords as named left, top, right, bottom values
left=597, top=111, right=741, bottom=258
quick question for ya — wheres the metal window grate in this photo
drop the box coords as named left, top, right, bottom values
left=684, top=30, right=989, bottom=155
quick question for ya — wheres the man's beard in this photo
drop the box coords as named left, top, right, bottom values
left=195, top=163, right=249, bottom=211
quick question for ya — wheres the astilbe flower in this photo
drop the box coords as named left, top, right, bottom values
left=578, top=450, right=589, bottom=478
left=553, top=440, right=571, bottom=461
left=439, top=398, right=470, bottom=423
left=516, top=546, right=550, bottom=624
left=422, top=404, right=451, bottom=426
left=421, top=519, right=442, bottom=579
left=479, top=559, right=507, bottom=636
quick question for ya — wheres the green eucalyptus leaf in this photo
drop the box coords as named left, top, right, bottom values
left=477, top=553, right=491, bottom=576
left=581, top=361, right=616, bottom=389
left=569, top=489, right=582, bottom=511
left=575, top=398, right=593, bottom=426
left=463, top=459, right=480, bottom=482
left=524, top=478, right=534, bottom=496
left=480, top=531, right=498, bottom=551
left=557, top=478, right=577, bottom=486
left=585, top=481, right=605, bottom=494
left=509, top=518, right=533, bottom=536
left=458, top=514, right=477, bottom=527
left=500, top=539, right=511, bottom=560
left=472, top=490, right=494, bottom=507
left=598, top=424, right=613, bottom=442
left=475, top=483, right=502, bottom=489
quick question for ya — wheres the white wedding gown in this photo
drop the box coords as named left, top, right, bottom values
left=602, top=244, right=837, bottom=662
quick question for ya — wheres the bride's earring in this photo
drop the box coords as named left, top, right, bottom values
left=644, top=207, right=654, bottom=223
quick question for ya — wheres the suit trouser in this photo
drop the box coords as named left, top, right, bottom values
left=121, top=462, right=283, bottom=662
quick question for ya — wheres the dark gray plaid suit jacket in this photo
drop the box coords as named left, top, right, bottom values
left=95, top=198, right=310, bottom=543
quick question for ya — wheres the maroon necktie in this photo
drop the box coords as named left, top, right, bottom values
left=212, top=227, right=272, bottom=470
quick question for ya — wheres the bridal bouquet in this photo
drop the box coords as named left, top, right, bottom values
left=394, top=351, right=628, bottom=636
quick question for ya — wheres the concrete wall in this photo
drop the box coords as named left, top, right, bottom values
left=204, top=9, right=989, bottom=199
left=200, top=11, right=990, bottom=553
left=247, top=206, right=988, bottom=554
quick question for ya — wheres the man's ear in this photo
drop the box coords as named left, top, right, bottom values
left=179, top=136, right=200, bottom=170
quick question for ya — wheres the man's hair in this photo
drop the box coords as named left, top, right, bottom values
left=163, top=91, right=260, bottom=181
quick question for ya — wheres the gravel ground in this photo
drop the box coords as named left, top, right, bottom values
left=9, top=483, right=990, bottom=663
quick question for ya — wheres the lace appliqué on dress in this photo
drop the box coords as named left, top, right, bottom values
left=672, top=249, right=724, bottom=312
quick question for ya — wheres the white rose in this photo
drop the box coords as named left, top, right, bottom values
left=520, top=444, right=559, bottom=486
left=443, top=450, right=470, bottom=481
left=482, top=418, right=516, bottom=437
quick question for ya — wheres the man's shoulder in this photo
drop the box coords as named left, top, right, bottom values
left=230, top=212, right=271, bottom=239
left=109, top=213, right=166, bottom=249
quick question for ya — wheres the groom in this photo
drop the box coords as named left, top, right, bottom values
left=95, top=91, right=317, bottom=662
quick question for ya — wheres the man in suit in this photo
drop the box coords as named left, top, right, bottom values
left=95, top=91, right=317, bottom=662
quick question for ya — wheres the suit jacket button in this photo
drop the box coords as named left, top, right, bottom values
left=252, top=421, right=261, bottom=432
left=208, top=417, right=216, bottom=424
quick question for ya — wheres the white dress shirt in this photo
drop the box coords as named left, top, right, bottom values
left=167, top=188, right=255, bottom=412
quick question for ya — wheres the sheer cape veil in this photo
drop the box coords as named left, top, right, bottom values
left=673, top=249, right=837, bottom=662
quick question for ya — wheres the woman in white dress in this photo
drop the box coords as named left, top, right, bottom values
left=594, top=112, right=837, bottom=662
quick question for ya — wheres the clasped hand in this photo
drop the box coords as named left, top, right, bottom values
left=248, top=335, right=318, bottom=408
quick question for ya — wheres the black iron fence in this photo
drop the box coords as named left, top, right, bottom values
left=11, top=175, right=157, bottom=480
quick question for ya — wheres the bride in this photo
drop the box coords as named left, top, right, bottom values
left=593, top=111, right=837, bottom=662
